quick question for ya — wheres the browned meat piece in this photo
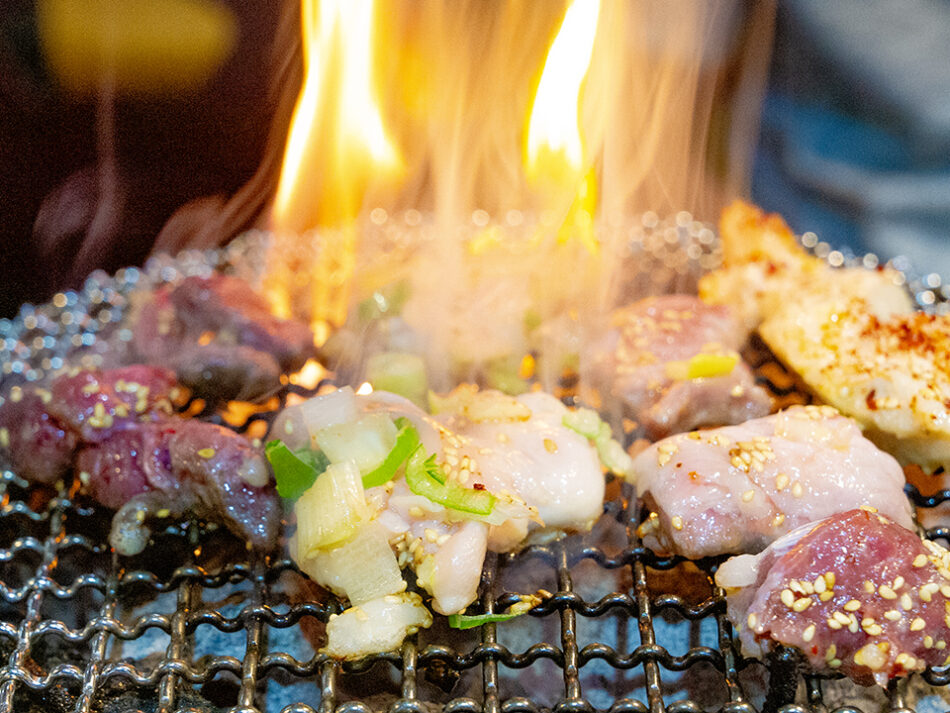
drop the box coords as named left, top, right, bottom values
left=717, top=509, right=950, bottom=686
left=46, top=364, right=176, bottom=443
left=78, top=420, right=277, bottom=555
left=589, top=294, right=771, bottom=439
left=0, top=365, right=174, bottom=483
left=131, top=275, right=314, bottom=401
left=0, top=386, right=76, bottom=484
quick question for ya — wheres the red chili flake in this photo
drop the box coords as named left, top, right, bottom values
left=472, top=483, right=486, bottom=491
left=866, top=389, right=878, bottom=411
left=675, top=462, right=682, bottom=469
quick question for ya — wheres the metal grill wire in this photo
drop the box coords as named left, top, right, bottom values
left=0, top=217, right=949, bottom=713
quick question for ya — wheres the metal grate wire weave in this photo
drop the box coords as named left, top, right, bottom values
left=1, top=215, right=949, bottom=713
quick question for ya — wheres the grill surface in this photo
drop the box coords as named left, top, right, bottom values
left=1, top=215, right=949, bottom=713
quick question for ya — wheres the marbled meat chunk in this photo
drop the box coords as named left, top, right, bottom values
left=0, top=365, right=175, bottom=483
left=0, top=385, right=76, bottom=484
left=78, top=420, right=277, bottom=555
left=131, top=274, right=314, bottom=401
left=716, top=509, right=950, bottom=686
left=589, top=294, right=770, bottom=439
left=632, top=404, right=914, bottom=558
left=46, top=364, right=177, bottom=442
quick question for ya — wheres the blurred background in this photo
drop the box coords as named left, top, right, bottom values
left=1, top=0, right=948, bottom=317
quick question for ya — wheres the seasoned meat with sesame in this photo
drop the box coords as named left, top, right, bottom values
left=0, top=384, right=76, bottom=484
left=277, top=387, right=605, bottom=616
left=716, top=509, right=950, bottom=686
left=760, top=290, right=950, bottom=474
left=632, top=405, right=913, bottom=559
left=588, top=294, right=770, bottom=439
left=699, top=200, right=912, bottom=334
left=0, top=365, right=175, bottom=483
left=130, top=274, right=314, bottom=402
left=79, top=420, right=277, bottom=556
left=46, top=364, right=177, bottom=442
left=0, top=366, right=278, bottom=555
left=698, top=202, right=950, bottom=472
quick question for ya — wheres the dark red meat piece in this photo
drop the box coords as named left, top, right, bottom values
left=130, top=275, right=314, bottom=401
left=78, top=420, right=277, bottom=554
left=718, top=508, right=950, bottom=686
left=0, top=386, right=76, bottom=484
left=46, top=364, right=176, bottom=443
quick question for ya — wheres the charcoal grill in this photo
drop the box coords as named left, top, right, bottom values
left=1, top=214, right=949, bottom=713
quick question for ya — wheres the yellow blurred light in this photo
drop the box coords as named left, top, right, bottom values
left=37, top=0, right=236, bottom=96
left=525, top=0, right=600, bottom=179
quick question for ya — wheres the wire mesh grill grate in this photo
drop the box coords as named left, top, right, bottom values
left=1, top=216, right=949, bottom=713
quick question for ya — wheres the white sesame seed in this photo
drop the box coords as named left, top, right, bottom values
left=802, top=624, right=816, bottom=642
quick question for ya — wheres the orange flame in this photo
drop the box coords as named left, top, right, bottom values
left=272, top=0, right=400, bottom=231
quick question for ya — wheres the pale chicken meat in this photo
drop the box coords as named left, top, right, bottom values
left=760, top=292, right=950, bottom=474
left=273, top=387, right=607, bottom=621
left=698, top=202, right=950, bottom=472
left=589, top=294, right=770, bottom=439
left=716, top=509, right=950, bottom=686
left=632, top=405, right=914, bottom=559
left=698, top=200, right=912, bottom=334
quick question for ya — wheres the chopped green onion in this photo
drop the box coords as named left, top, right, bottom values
left=357, top=280, right=410, bottom=323
left=365, top=351, right=428, bottom=407
left=265, top=439, right=329, bottom=500
left=405, top=446, right=495, bottom=515
left=447, top=611, right=523, bottom=629
left=361, top=418, right=421, bottom=488
left=562, top=409, right=634, bottom=479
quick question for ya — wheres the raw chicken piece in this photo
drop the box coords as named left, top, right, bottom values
left=78, top=420, right=277, bottom=555
left=589, top=295, right=771, bottom=439
left=130, top=274, right=314, bottom=401
left=367, top=389, right=604, bottom=614
left=632, top=404, right=914, bottom=558
left=716, top=508, right=950, bottom=686
left=275, top=387, right=606, bottom=617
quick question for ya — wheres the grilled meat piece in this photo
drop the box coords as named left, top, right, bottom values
left=0, top=365, right=278, bottom=555
left=278, top=387, right=605, bottom=617
left=698, top=200, right=912, bottom=334
left=131, top=274, right=314, bottom=401
left=632, top=405, right=914, bottom=559
left=699, top=202, right=950, bottom=472
left=78, top=420, right=276, bottom=555
left=0, top=365, right=175, bottom=483
left=0, top=386, right=76, bottom=484
left=46, top=364, right=177, bottom=442
left=716, top=509, right=950, bottom=686
left=589, top=294, right=770, bottom=439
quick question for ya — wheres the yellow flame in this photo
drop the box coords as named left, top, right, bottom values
left=525, top=0, right=600, bottom=253
left=269, top=0, right=401, bottom=332
left=272, top=0, right=401, bottom=231
left=526, top=0, right=600, bottom=172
